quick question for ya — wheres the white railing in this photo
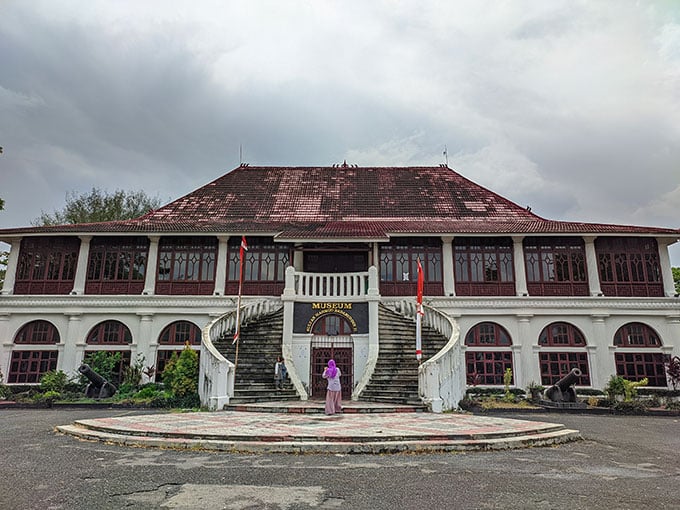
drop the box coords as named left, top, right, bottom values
left=386, top=299, right=464, bottom=413
left=199, top=299, right=282, bottom=410
left=285, top=267, right=376, bottom=298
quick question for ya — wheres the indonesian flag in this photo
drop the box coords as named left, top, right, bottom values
left=233, top=236, right=248, bottom=344
left=416, top=257, right=425, bottom=317
left=415, top=257, right=424, bottom=361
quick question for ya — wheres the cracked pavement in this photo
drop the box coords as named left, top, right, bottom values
left=1, top=409, right=678, bottom=509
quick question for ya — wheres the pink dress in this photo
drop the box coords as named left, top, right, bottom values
left=322, top=367, right=342, bottom=415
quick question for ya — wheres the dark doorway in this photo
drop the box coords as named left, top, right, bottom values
left=304, top=251, right=368, bottom=273
left=311, top=346, right=353, bottom=398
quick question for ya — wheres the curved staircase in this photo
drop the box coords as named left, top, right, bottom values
left=358, top=304, right=448, bottom=405
left=212, top=308, right=299, bottom=404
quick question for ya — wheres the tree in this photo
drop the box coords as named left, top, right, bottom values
left=673, top=267, right=680, bottom=295
left=33, top=188, right=161, bottom=226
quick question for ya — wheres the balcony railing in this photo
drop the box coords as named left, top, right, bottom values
left=284, top=266, right=378, bottom=299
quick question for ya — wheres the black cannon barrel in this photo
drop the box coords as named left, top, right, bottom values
left=78, top=363, right=107, bottom=388
left=554, top=368, right=582, bottom=391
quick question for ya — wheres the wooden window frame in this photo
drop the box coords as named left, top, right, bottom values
left=7, top=350, right=58, bottom=383
left=379, top=238, right=443, bottom=296
left=596, top=237, right=663, bottom=297
left=156, top=237, right=217, bottom=295
left=15, top=237, right=79, bottom=294
left=85, top=237, right=149, bottom=294
left=225, top=238, right=292, bottom=295
left=454, top=237, right=515, bottom=296
left=524, top=237, right=588, bottom=296
left=86, top=321, right=133, bottom=345
left=158, top=321, right=202, bottom=345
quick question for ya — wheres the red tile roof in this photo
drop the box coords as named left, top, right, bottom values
left=2, top=165, right=679, bottom=239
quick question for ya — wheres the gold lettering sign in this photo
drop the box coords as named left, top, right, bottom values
left=311, top=302, right=353, bottom=310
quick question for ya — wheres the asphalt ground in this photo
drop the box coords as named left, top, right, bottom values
left=1, top=408, right=678, bottom=509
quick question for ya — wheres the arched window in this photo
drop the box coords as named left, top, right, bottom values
left=86, top=321, right=132, bottom=345
left=464, top=322, right=513, bottom=385
left=9, top=320, right=60, bottom=383
left=159, top=321, right=201, bottom=345
left=312, top=314, right=354, bottom=336
left=156, top=321, right=201, bottom=378
left=614, top=322, right=661, bottom=347
left=465, top=322, right=512, bottom=346
left=539, top=322, right=586, bottom=346
left=14, top=320, right=60, bottom=344
left=538, top=322, right=590, bottom=385
left=613, top=323, right=666, bottom=386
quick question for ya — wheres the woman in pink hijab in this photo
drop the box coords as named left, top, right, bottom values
left=322, top=359, right=342, bottom=415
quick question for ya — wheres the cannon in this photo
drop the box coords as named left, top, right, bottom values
left=79, top=363, right=117, bottom=399
left=544, top=368, right=581, bottom=403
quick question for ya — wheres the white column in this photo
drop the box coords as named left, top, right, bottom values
left=657, top=239, right=677, bottom=297
left=517, top=314, right=537, bottom=386
left=1, top=238, right=21, bottom=295
left=136, top=312, right=155, bottom=372
left=293, top=248, right=303, bottom=271
left=0, top=313, right=11, bottom=377
left=71, top=236, right=92, bottom=295
left=143, top=236, right=160, bottom=295
left=591, top=314, right=615, bottom=389
left=213, top=235, right=230, bottom=296
left=441, top=236, right=455, bottom=296
left=61, top=313, right=83, bottom=376
left=584, top=236, right=602, bottom=296
left=371, top=242, right=379, bottom=269
left=512, top=236, right=528, bottom=296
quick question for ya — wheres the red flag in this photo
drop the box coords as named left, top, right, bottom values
left=233, top=236, right=248, bottom=344
left=416, top=257, right=424, bottom=317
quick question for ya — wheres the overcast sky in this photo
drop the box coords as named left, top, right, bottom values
left=1, top=1, right=679, bottom=264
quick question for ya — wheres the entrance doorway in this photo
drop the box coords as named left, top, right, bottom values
left=309, top=314, right=354, bottom=398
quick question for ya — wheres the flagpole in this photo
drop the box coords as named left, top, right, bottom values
left=416, top=257, right=424, bottom=364
left=233, top=236, right=247, bottom=369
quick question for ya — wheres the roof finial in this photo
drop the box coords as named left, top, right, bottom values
left=342, top=160, right=348, bottom=168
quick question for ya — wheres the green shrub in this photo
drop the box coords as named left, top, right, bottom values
left=123, top=354, right=145, bottom=389
left=162, top=346, right=199, bottom=399
left=81, top=351, right=122, bottom=385
left=39, top=370, right=69, bottom=394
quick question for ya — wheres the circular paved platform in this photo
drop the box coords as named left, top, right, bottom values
left=56, top=407, right=581, bottom=453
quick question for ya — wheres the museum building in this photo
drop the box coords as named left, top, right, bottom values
left=0, top=163, right=678, bottom=411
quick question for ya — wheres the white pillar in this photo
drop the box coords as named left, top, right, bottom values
left=293, top=248, right=303, bottom=271
left=1, top=238, right=21, bottom=295
left=136, top=312, right=155, bottom=372
left=441, top=236, right=455, bottom=296
left=584, top=236, right=602, bottom=296
left=143, top=236, right=160, bottom=295
left=516, top=314, right=537, bottom=386
left=512, top=236, right=528, bottom=296
left=61, top=313, right=84, bottom=376
left=213, top=235, right=230, bottom=295
left=590, top=313, right=615, bottom=389
left=71, top=236, right=92, bottom=295
left=0, top=313, right=11, bottom=377
left=657, top=239, right=677, bottom=297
